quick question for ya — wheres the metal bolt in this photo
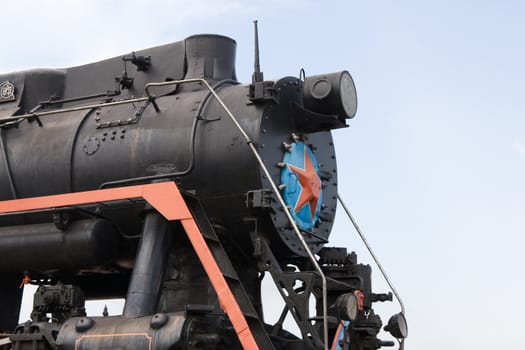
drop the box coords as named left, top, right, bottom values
left=282, top=142, right=292, bottom=152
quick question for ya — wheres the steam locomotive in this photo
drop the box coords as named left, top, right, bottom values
left=0, top=26, right=407, bottom=350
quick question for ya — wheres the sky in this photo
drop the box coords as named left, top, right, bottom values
left=2, top=1, right=525, bottom=349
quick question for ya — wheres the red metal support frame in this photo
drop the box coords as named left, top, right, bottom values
left=0, top=182, right=259, bottom=350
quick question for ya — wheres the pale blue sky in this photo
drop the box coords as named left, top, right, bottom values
left=3, top=1, right=524, bottom=349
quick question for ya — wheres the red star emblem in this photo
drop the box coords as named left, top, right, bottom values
left=287, top=148, right=321, bottom=219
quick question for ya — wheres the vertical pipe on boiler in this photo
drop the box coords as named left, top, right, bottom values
left=123, top=211, right=170, bottom=317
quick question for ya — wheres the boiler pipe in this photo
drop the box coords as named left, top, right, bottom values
left=123, top=211, right=170, bottom=317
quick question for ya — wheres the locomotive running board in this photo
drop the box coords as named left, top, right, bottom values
left=0, top=182, right=271, bottom=350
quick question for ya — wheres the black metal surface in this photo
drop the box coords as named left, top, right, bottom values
left=183, top=193, right=275, bottom=350
left=257, top=76, right=339, bottom=256
left=184, top=34, right=237, bottom=82
left=303, top=71, right=357, bottom=120
left=0, top=219, right=118, bottom=273
left=158, top=223, right=216, bottom=314
left=31, top=283, right=86, bottom=323
left=10, top=321, right=61, bottom=350
left=0, top=275, right=22, bottom=333
left=0, top=32, right=401, bottom=350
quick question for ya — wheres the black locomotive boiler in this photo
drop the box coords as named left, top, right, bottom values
left=0, top=28, right=407, bottom=350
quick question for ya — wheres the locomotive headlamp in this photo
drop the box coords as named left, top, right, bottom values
left=334, top=292, right=359, bottom=321
left=384, top=312, right=408, bottom=339
left=303, top=71, right=357, bottom=118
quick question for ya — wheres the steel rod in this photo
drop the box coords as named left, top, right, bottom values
left=0, top=97, right=151, bottom=123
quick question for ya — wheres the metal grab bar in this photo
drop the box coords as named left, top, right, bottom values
left=0, top=96, right=152, bottom=123
left=337, top=193, right=406, bottom=315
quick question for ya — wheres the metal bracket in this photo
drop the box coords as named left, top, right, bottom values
left=246, top=189, right=273, bottom=210
left=250, top=230, right=324, bottom=349
left=10, top=322, right=61, bottom=350
left=249, top=81, right=278, bottom=103
left=123, top=52, right=151, bottom=72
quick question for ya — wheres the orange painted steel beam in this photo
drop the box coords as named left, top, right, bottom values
left=0, top=182, right=191, bottom=220
left=0, top=182, right=259, bottom=350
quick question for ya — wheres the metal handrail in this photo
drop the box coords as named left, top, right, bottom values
left=0, top=96, right=153, bottom=123
left=337, top=193, right=405, bottom=315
